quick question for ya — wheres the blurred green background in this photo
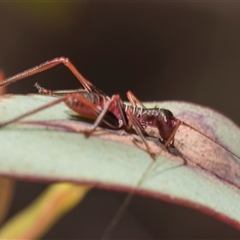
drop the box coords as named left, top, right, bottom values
left=1, top=2, right=240, bottom=239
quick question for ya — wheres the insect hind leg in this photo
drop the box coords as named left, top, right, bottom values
left=0, top=57, right=106, bottom=96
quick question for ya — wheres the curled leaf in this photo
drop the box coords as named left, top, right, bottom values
left=0, top=95, right=240, bottom=231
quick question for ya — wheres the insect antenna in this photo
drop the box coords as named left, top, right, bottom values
left=180, top=121, right=240, bottom=160
left=101, top=159, right=156, bottom=240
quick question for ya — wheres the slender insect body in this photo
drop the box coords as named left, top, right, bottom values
left=65, top=92, right=106, bottom=118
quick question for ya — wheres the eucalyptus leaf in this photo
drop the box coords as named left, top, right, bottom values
left=0, top=94, right=240, bottom=230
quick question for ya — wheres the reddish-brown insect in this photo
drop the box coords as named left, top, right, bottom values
left=0, top=57, right=180, bottom=158
left=1, top=57, right=238, bottom=159
left=0, top=57, right=240, bottom=239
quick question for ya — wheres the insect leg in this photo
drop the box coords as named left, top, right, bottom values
left=126, top=108, right=156, bottom=159
left=34, top=82, right=88, bottom=96
left=125, top=91, right=155, bottom=157
left=0, top=57, right=105, bottom=95
left=164, top=120, right=181, bottom=151
left=85, top=94, right=126, bottom=136
left=126, top=90, right=146, bottom=108
left=0, top=96, right=68, bottom=128
left=0, top=93, right=112, bottom=130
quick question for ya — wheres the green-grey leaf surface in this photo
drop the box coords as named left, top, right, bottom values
left=0, top=94, right=240, bottom=229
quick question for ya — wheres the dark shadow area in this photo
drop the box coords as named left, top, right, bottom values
left=5, top=182, right=240, bottom=239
